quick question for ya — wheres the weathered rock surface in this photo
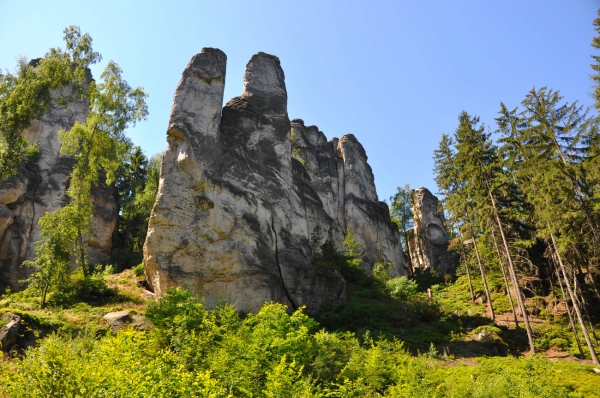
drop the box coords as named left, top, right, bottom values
left=407, top=187, right=457, bottom=274
left=291, top=121, right=406, bottom=275
left=0, top=69, right=118, bottom=287
left=0, top=204, right=14, bottom=242
left=103, top=310, right=153, bottom=333
left=144, top=48, right=406, bottom=313
left=0, top=313, right=21, bottom=352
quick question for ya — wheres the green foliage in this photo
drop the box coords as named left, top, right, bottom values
left=372, top=261, right=391, bottom=282
left=21, top=27, right=148, bottom=304
left=389, top=184, right=413, bottom=253
left=2, top=289, right=600, bottom=397
left=113, top=149, right=162, bottom=270
left=386, top=276, right=419, bottom=301
left=22, top=207, right=74, bottom=307
left=291, top=128, right=306, bottom=166
left=0, top=26, right=101, bottom=183
left=133, top=262, right=145, bottom=277
left=48, top=273, right=117, bottom=308
left=55, top=59, right=148, bottom=272
left=413, top=269, right=445, bottom=292
left=532, top=319, right=576, bottom=351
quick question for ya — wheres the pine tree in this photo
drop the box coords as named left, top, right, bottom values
left=454, top=111, right=535, bottom=351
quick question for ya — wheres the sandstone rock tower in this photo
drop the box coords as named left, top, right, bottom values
left=407, top=187, right=457, bottom=274
left=143, top=49, right=406, bottom=313
left=0, top=68, right=118, bottom=287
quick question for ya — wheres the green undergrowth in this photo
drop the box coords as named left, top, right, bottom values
left=1, top=288, right=599, bottom=397
left=1, top=245, right=598, bottom=396
left=0, top=269, right=148, bottom=339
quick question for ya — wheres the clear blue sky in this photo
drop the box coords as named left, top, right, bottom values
left=1, top=1, right=598, bottom=202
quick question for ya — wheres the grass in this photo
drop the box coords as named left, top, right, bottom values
left=0, top=269, right=151, bottom=342
left=2, top=285, right=600, bottom=397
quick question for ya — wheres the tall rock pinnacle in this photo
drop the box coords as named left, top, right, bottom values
left=144, top=49, right=406, bottom=313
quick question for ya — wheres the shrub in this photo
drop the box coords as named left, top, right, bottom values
left=49, top=275, right=116, bottom=307
left=145, top=287, right=206, bottom=330
left=549, top=337, right=570, bottom=351
left=386, top=276, right=419, bottom=302
left=133, top=262, right=145, bottom=277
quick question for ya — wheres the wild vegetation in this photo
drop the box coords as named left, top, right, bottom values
left=2, top=9, right=600, bottom=397
left=2, top=240, right=600, bottom=397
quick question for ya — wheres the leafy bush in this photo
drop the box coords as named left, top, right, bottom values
left=549, top=337, right=570, bottom=350
left=133, top=262, right=145, bottom=277
left=145, top=287, right=206, bottom=330
left=49, top=275, right=116, bottom=308
left=413, top=268, right=445, bottom=291
left=386, top=276, right=419, bottom=301
left=3, top=298, right=599, bottom=397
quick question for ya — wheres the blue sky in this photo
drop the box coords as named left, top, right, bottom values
left=1, top=1, right=598, bottom=202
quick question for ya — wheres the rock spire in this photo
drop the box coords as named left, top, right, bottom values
left=143, top=48, right=406, bottom=313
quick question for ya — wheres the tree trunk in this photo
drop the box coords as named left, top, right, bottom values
left=41, top=283, right=49, bottom=309
left=572, top=274, right=600, bottom=348
left=554, top=261, right=584, bottom=357
left=486, top=188, right=535, bottom=352
left=551, top=233, right=599, bottom=365
left=467, top=223, right=495, bottom=322
left=491, top=229, right=519, bottom=328
left=77, top=228, right=88, bottom=278
left=452, top=216, right=474, bottom=301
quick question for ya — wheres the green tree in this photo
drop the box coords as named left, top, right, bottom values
left=0, top=26, right=101, bottom=183
left=497, top=89, right=600, bottom=362
left=389, top=184, right=413, bottom=256
left=56, top=59, right=148, bottom=276
left=452, top=112, right=498, bottom=323
left=25, top=27, right=147, bottom=303
left=519, top=88, right=599, bottom=247
left=113, top=149, right=162, bottom=269
left=433, top=133, right=475, bottom=301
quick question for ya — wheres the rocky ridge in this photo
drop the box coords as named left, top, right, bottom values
left=143, top=48, right=406, bottom=313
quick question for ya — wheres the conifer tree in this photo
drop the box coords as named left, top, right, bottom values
left=453, top=111, right=535, bottom=351
left=433, top=134, right=474, bottom=301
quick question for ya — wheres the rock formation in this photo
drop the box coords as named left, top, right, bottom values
left=144, top=48, right=406, bottom=313
left=0, top=68, right=118, bottom=287
left=407, top=187, right=457, bottom=274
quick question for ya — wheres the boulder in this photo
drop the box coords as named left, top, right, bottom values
left=144, top=48, right=405, bottom=313
left=103, top=310, right=153, bottom=333
left=0, top=313, right=22, bottom=352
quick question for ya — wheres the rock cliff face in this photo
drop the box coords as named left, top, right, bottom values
left=0, top=71, right=118, bottom=287
left=407, top=187, right=457, bottom=274
left=144, top=48, right=406, bottom=313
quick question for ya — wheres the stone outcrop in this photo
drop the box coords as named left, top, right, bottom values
left=103, top=310, right=153, bottom=333
left=0, top=68, right=118, bottom=287
left=0, top=313, right=21, bottom=352
left=144, top=48, right=406, bottom=313
left=291, top=121, right=406, bottom=274
left=407, top=187, right=457, bottom=274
